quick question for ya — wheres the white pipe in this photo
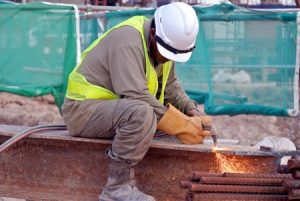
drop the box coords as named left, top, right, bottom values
left=72, top=4, right=82, bottom=64
left=290, top=11, right=300, bottom=116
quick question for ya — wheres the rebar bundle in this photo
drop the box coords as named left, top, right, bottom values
left=279, top=156, right=300, bottom=201
left=181, top=156, right=300, bottom=201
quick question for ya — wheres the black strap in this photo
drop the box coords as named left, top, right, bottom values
left=155, top=35, right=195, bottom=54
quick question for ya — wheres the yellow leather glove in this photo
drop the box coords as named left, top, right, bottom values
left=157, top=104, right=212, bottom=144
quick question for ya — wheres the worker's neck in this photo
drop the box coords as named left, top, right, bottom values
left=149, top=44, right=159, bottom=67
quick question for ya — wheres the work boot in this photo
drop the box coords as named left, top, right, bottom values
left=99, top=159, right=155, bottom=201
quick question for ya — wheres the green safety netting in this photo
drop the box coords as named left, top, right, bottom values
left=80, top=15, right=101, bottom=51
left=1, top=2, right=299, bottom=116
left=0, top=2, right=78, bottom=108
left=189, top=4, right=299, bottom=116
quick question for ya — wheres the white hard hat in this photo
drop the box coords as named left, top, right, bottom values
left=154, top=2, right=199, bottom=63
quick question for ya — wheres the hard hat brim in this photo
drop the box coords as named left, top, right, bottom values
left=156, top=42, right=192, bottom=63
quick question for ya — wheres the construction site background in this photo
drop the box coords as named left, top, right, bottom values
left=6, top=0, right=298, bottom=8
left=0, top=1, right=299, bottom=149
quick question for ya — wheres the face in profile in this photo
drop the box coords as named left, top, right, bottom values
left=149, top=28, right=170, bottom=64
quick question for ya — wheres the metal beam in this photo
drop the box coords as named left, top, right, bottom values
left=0, top=125, right=286, bottom=200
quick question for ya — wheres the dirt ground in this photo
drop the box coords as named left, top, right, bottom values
left=0, top=92, right=299, bottom=149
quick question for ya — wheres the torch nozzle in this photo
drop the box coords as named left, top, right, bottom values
left=212, top=134, right=217, bottom=147
left=202, top=124, right=218, bottom=147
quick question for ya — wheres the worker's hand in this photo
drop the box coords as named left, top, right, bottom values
left=187, top=108, right=202, bottom=117
left=157, top=104, right=212, bottom=144
left=187, top=108, right=213, bottom=133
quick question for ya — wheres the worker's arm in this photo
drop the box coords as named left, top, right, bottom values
left=108, top=27, right=166, bottom=120
left=163, top=63, right=199, bottom=116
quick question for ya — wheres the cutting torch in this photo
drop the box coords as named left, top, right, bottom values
left=202, top=124, right=218, bottom=147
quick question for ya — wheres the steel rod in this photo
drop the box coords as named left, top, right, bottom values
left=194, top=193, right=289, bottom=201
left=282, top=179, right=300, bottom=189
left=190, top=172, right=293, bottom=181
left=189, top=184, right=287, bottom=194
left=199, top=176, right=283, bottom=186
left=224, top=172, right=293, bottom=179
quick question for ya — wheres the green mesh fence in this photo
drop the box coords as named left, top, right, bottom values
left=1, top=2, right=299, bottom=116
left=0, top=2, right=78, bottom=109
left=80, top=16, right=101, bottom=51
left=190, top=4, right=299, bottom=116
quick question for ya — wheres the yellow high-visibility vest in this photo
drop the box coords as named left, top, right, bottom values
left=66, top=16, right=172, bottom=104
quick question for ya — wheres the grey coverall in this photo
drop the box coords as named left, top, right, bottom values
left=62, top=18, right=198, bottom=165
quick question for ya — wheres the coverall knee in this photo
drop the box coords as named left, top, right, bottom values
left=78, top=99, right=157, bottom=164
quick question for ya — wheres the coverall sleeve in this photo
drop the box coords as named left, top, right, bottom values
left=108, top=28, right=166, bottom=120
left=164, top=63, right=198, bottom=114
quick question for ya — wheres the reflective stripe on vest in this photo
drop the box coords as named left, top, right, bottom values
left=66, top=16, right=173, bottom=104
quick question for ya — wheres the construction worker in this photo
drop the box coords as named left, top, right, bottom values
left=62, top=2, right=212, bottom=201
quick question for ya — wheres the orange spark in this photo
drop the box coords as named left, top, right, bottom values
left=214, top=152, right=248, bottom=173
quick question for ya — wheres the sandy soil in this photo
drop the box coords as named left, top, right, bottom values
left=0, top=92, right=299, bottom=148
left=0, top=93, right=64, bottom=126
